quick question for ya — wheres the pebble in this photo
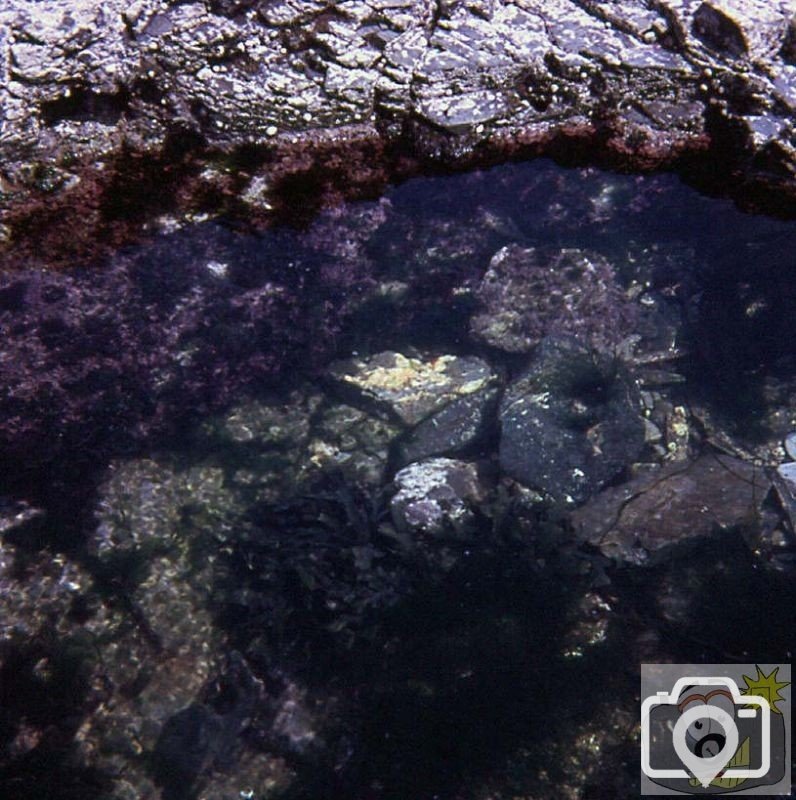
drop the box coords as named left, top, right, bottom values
left=777, top=460, right=796, bottom=489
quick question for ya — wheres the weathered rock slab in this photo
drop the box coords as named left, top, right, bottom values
left=2, top=0, right=796, bottom=264
left=328, top=351, right=497, bottom=426
left=572, top=454, right=767, bottom=562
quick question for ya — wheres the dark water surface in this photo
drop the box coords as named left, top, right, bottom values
left=1, top=160, right=795, bottom=799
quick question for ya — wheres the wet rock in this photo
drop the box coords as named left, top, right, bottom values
left=499, top=336, right=645, bottom=505
left=328, top=351, right=501, bottom=475
left=0, top=498, right=45, bottom=540
left=688, top=369, right=796, bottom=465
left=470, top=246, right=637, bottom=353
left=772, top=461, right=796, bottom=532
left=307, top=401, right=402, bottom=488
left=80, top=458, right=238, bottom=798
left=92, top=458, right=243, bottom=557
left=328, top=351, right=497, bottom=427
left=152, top=653, right=263, bottom=800
left=204, top=388, right=402, bottom=496
left=202, top=389, right=323, bottom=502
left=633, top=529, right=794, bottom=666
left=0, top=542, right=117, bottom=792
left=215, top=391, right=319, bottom=447
left=395, top=385, right=499, bottom=467
left=691, top=1, right=789, bottom=59
left=783, top=14, right=796, bottom=63
left=390, top=458, right=490, bottom=538
left=0, top=222, right=373, bottom=512
left=571, top=454, right=767, bottom=563
left=3, top=0, right=796, bottom=264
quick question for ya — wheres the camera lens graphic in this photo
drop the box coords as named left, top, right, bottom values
left=694, top=733, right=725, bottom=758
left=673, top=705, right=740, bottom=788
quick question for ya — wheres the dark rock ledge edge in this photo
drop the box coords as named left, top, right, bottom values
left=1, top=0, right=795, bottom=269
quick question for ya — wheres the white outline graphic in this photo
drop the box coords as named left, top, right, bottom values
left=641, top=676, right=771, bottom=784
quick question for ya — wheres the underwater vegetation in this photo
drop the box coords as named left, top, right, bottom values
left=1, top=160, right=796, bottom=800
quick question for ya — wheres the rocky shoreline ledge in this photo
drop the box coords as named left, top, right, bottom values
left=1, top=0, right=796, bottom=267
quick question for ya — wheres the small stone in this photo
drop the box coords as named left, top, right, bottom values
left=391, top=458, right=488, bottom=537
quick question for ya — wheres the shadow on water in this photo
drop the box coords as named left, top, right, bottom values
left=611, top=530, right=796, bottom=666
left=207, top=486, right=639, bottom=800
left=0, top=629, right=112, bottom=800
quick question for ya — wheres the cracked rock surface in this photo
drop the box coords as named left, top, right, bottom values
left=1, top=0, right=796, bottom=265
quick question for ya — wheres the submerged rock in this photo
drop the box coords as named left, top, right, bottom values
left=152, top=653, right=264, bottom=800
left=328, top=351, right=503, bottom=469
left=328, top=351, right=497, bottom=427
left=0, top=542, right=118, bottom=794
left=772, top=461, right=796, bottom=532
left=0, top=497, right=45, bottom=539
left=499, top=336, right=645, bottom=505
left=307, top=401, right=403, bottom=488
left=391, top=458, right=490, bottom=538
left=395, top=385, right=500, bottom=468
left=0, top=222, right=372, bottom=513
left=572, top=454, right=768, bottom=563
left=470, top=246, right=637, bottom=353
left=81, top=459, right=237, bottom=798
left=204, top=387, right=403, bottom=497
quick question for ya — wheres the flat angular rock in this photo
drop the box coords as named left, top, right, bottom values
left=328, top=351, right=497, bottom=426
left=396, top=385, right=499, bottom=467
left=572, top=454, right=767, bottom=562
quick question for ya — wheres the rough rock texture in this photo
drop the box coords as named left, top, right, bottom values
left=470, top=245, right=637, bottom=353
left=395, top=385, right=499, bottom=467
left=571, top=453, right=767, bottom=563
left=83, top=459, right=238, bottom=800
left=202, top=387, right=403, bottom=498
left=2, top=0, right=796, bottom=265
left=0, top=221, right=374, bottom=513
left=328, top=351, right=497, bottom=426
left=390, top=457, right=489, bottom=537
left=499, top=335, right=646, bottom=505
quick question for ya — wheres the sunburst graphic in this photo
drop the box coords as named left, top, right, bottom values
left=741, top=665, right=790, bottom=714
